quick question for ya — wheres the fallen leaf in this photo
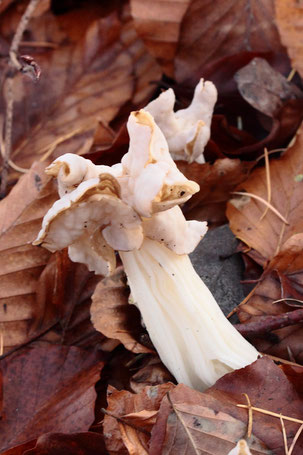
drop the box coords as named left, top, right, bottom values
left=0, top=2, right=160, bottom=183
left=178, top=158, right=254, bottom=224
left=275, top=0, right=303, bottom=78
left=91, top=267, right=153, bottom=354
left=24, top=432, right=107, bottom=455
left=174, top=0, right=283, bottom=82
left=227, top=124, right=303, bottom=266
left=0, top=162, right=56, bottom=352
left=103, top=383, right=175, bottom=455
left=130, top=0, right=190, bottom=76
left=235, top=234, right=303, bottom=362
left=0, top=345, right=104, bottom=452
left=234, top=57, right=302, bottom=117
left=150, top=357, right=303, bottom=454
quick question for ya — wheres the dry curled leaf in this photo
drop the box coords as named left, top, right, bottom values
left=103, top=383, right=175, bottom=455
left=0, top=345, right=104, bottom=453
left=91, top=267, right=153, bottom=354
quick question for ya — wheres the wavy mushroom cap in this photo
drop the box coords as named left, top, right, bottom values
left=34, top=175, right=143, bottom=275
left=120, top=110, right=200, bottom=217
left=143, top=206, right=208, bottom=255
left=145, top=79, right=217, bottom=163
left=46, top=153, right=117, bottom=197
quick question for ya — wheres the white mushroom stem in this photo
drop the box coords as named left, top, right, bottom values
left=119, top=238, right=259, bottom=391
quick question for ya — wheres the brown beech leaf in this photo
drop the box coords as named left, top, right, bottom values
left=174, top=0, right=283, bottom=82
left=0, top=345, right=104, bottom=453
left=227, top=124, right=303, bottom=266
left=23, top=432, right=107, bottom=455
left=0, top=162, right=58, bottom=352
left=0, top=2, right=160, bottom=183
left=150, top=357, right=303, bottom=455
left=91, top=267, right=153, bottom=354
left=103, top=383, right=175, bottom=455
left=275, top=0, right=303, bottom=79
left=130, top=0, right=191, bottom=76
left=178, top=158, right=254, bottom=224
left=234, top=57, right=302, bottom=117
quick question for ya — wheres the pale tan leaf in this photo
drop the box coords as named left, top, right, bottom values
left=275, top=0, right=303, bottom=78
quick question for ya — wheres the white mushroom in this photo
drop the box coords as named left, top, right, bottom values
left=34, top=109, right=258, bottom=391
left=34, top=174, right=143, bottom=276
left=145, top=79, right=217, bottom=163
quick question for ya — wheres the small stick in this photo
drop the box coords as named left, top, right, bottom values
left=1, top=0, right=39, bottom=197
left=234, top=308, right=303, bottom=337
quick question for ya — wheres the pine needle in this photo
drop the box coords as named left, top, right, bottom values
left=259, top=148, right=271, bottom=221
left=232, top=191, right=289, bottom=224
left=237, top=404, right=303, bottom=425
left=243, top=394, right=253, bottom=438
left=280, top=414, right=289, bottom=455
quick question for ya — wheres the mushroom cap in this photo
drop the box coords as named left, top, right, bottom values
left=34, top=175, right=143, bottom=257
left=145, top=79, right=217, bottom=163
left=142, top=206, right=208, bottom=254
left=46, top=153, right=117, bottom=197
left=120, top=110, right=200, bottom=217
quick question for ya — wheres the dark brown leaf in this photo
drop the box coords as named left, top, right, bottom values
left=24, top=432, right=107, bottom=455
left=0, top=345, right=104, bottom=452
left=175, top=0, right=283, bottom=82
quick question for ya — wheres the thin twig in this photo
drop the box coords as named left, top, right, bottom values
left=234, top=308, right=303, bottom=337
left=0, top=0, right=39, bottom=197
left=100, top=408, right=151, bottom=436
left=232, top=191, right=289, bottom=224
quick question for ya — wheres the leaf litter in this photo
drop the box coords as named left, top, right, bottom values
left=1, top=1, right=303, bottom=454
